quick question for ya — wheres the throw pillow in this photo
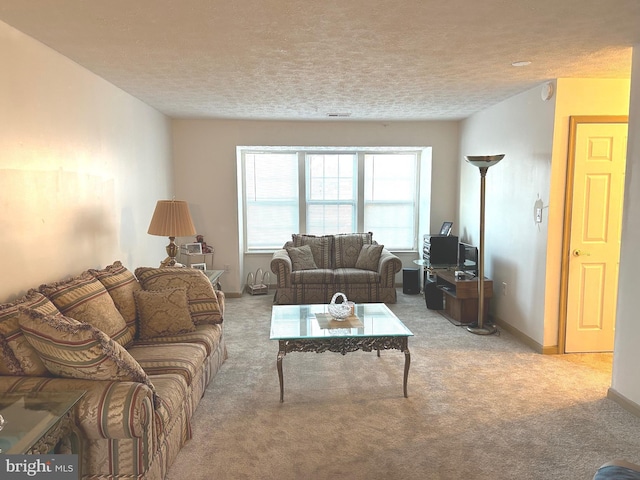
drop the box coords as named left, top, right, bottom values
left=17, top=308, right=159, bottom=408
left=0, top=290, right=58, bottom=376
left=134, top=267, right=223, bottom=325
left=39, top=272, right=133, bottom=348
left=334, top=232, right=374, bottom=268
left=355, top=244, right=384, bottom=271
left=291, top=234, right=333, bottom=269
left=286, top=245, right=318, bottom=271
left=133, top=288, right=196, bottom=340
left=88, top=261, right=141, bottom=340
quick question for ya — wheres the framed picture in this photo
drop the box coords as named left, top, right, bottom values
left=191, top=263, right=207, bottom=271
left=439, top=222, right=453, bottom=236
left=184, top=243, right=203, bottom=255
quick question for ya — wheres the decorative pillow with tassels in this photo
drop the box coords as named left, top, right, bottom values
left=17, top=308, right=160, bottom=409
left=88, top=261, right=141, bottom=340
left=0, top=290, right=60, bottom=376
left=39, top=271, right=133, bottom=348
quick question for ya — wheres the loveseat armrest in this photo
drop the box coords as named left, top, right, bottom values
left=271, top=249, right=292, bottom=288
left=378, top=249, right=403, bottom=287
left=0, top=375, right=154, bottom=440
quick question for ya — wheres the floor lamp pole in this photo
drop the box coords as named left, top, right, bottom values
left=464, top=155, right=504, bottom=335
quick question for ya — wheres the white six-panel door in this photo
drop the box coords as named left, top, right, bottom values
left=565, top=120, right=627, bottom=353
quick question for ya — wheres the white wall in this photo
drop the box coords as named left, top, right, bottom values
left=172, top=119, right=460, bottom=294
left=459, top=84, right=556, bottom=344
left=612, top=45, right=640, bottom=407
left=0, top=20, right=173, bottom=301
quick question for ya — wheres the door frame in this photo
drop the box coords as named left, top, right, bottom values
left=557, top=115, right=628, bottom=354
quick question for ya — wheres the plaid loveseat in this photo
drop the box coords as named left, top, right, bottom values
left=270, top=233, right=402, bottom=305
left=0, top=262, right=227, bottom=480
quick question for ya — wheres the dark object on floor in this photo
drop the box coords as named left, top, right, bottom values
left=403, top=268, right=420, bottom=295
left=424, top=281, right=443, bottom=310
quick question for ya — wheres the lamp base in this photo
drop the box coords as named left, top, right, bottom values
left=466, top=323, right=498, bottom=335
left=159, top=237, right=184, bottom=268
left=160, top=257, right=184, bottom=268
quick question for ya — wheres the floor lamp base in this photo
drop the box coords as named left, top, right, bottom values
left=466, top=324, right=498, bottom=335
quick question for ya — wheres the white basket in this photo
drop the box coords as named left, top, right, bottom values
left=328, top=292, right=352, bottom=320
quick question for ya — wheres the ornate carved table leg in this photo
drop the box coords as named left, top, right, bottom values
left=277, top=341, right=286, bottom=402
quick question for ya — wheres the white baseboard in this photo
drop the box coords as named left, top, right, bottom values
left=493, top=316, right=559, bottom=354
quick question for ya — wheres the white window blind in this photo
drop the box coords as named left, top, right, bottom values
left=364, top=153, right=417, bottom=250
left=306, top=154, right=356, bottom=235
left=244, top=152, right=299, bottom=250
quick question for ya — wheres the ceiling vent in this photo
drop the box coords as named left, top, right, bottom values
left=326, top=112, right=351, bottom=118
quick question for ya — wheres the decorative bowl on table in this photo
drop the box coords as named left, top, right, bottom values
left=328, top=292, right=352, bottom=320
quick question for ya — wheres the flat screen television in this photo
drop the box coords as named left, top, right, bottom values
left=458, top=242, right=478, bottom=276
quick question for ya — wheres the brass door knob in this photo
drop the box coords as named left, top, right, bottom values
left=573, top=249, right=591, bottom=256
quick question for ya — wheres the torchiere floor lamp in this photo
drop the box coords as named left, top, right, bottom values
left=465, top=154, right=505, bottom=335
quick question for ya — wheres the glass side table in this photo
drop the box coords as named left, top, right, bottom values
left=0, top=391, right=85, bottom=456
left=205, top=269, right=224, bottom=290
left=413, top=258, right=429, bottom=292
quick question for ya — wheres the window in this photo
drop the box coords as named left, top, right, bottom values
left=364, top=154, right=417, bottom=249
left=244, top=152, right=298, bottom=250
left=306, top=154, right=356, bottom=234
left=240, top=147, right=425, bottom=251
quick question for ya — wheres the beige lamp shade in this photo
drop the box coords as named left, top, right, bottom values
left=147, top=200, right=196, bottom=237
left=148, top=200, right=197, bottom=267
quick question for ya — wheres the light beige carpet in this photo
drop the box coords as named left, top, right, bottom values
left=166, top=291, right=640, bottom=480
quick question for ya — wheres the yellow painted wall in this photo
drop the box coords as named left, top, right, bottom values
left=544, top=78, right=631, bottom=349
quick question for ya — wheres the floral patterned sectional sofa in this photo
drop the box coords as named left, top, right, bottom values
left=270, top=232, right=402, bottom=304
left=0, top=261, right=227, bottom=480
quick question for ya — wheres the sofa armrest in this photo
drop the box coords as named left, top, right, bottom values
left=271, top=249, right=292, bottom=288
left=0, top=375, right=154, bottom=440
left=378, top=249, right=402, bottom=287
left=215, top=290, right=225, bottom=318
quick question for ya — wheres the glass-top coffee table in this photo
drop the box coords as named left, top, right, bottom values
left=270, top=303, right=414, bottom=402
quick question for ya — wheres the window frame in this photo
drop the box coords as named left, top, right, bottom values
left=239, top=146, right=427, bottom=253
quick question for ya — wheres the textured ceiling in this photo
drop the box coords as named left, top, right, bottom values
left=1, top=0, right=639, bottom=120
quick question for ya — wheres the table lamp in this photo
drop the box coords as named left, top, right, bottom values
left=464, top=154, right=505, bottom=335
left=147, top=200, right=197, bottom=267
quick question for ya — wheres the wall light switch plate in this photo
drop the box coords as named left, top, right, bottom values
left=534, top=198, right=544, bottom=224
